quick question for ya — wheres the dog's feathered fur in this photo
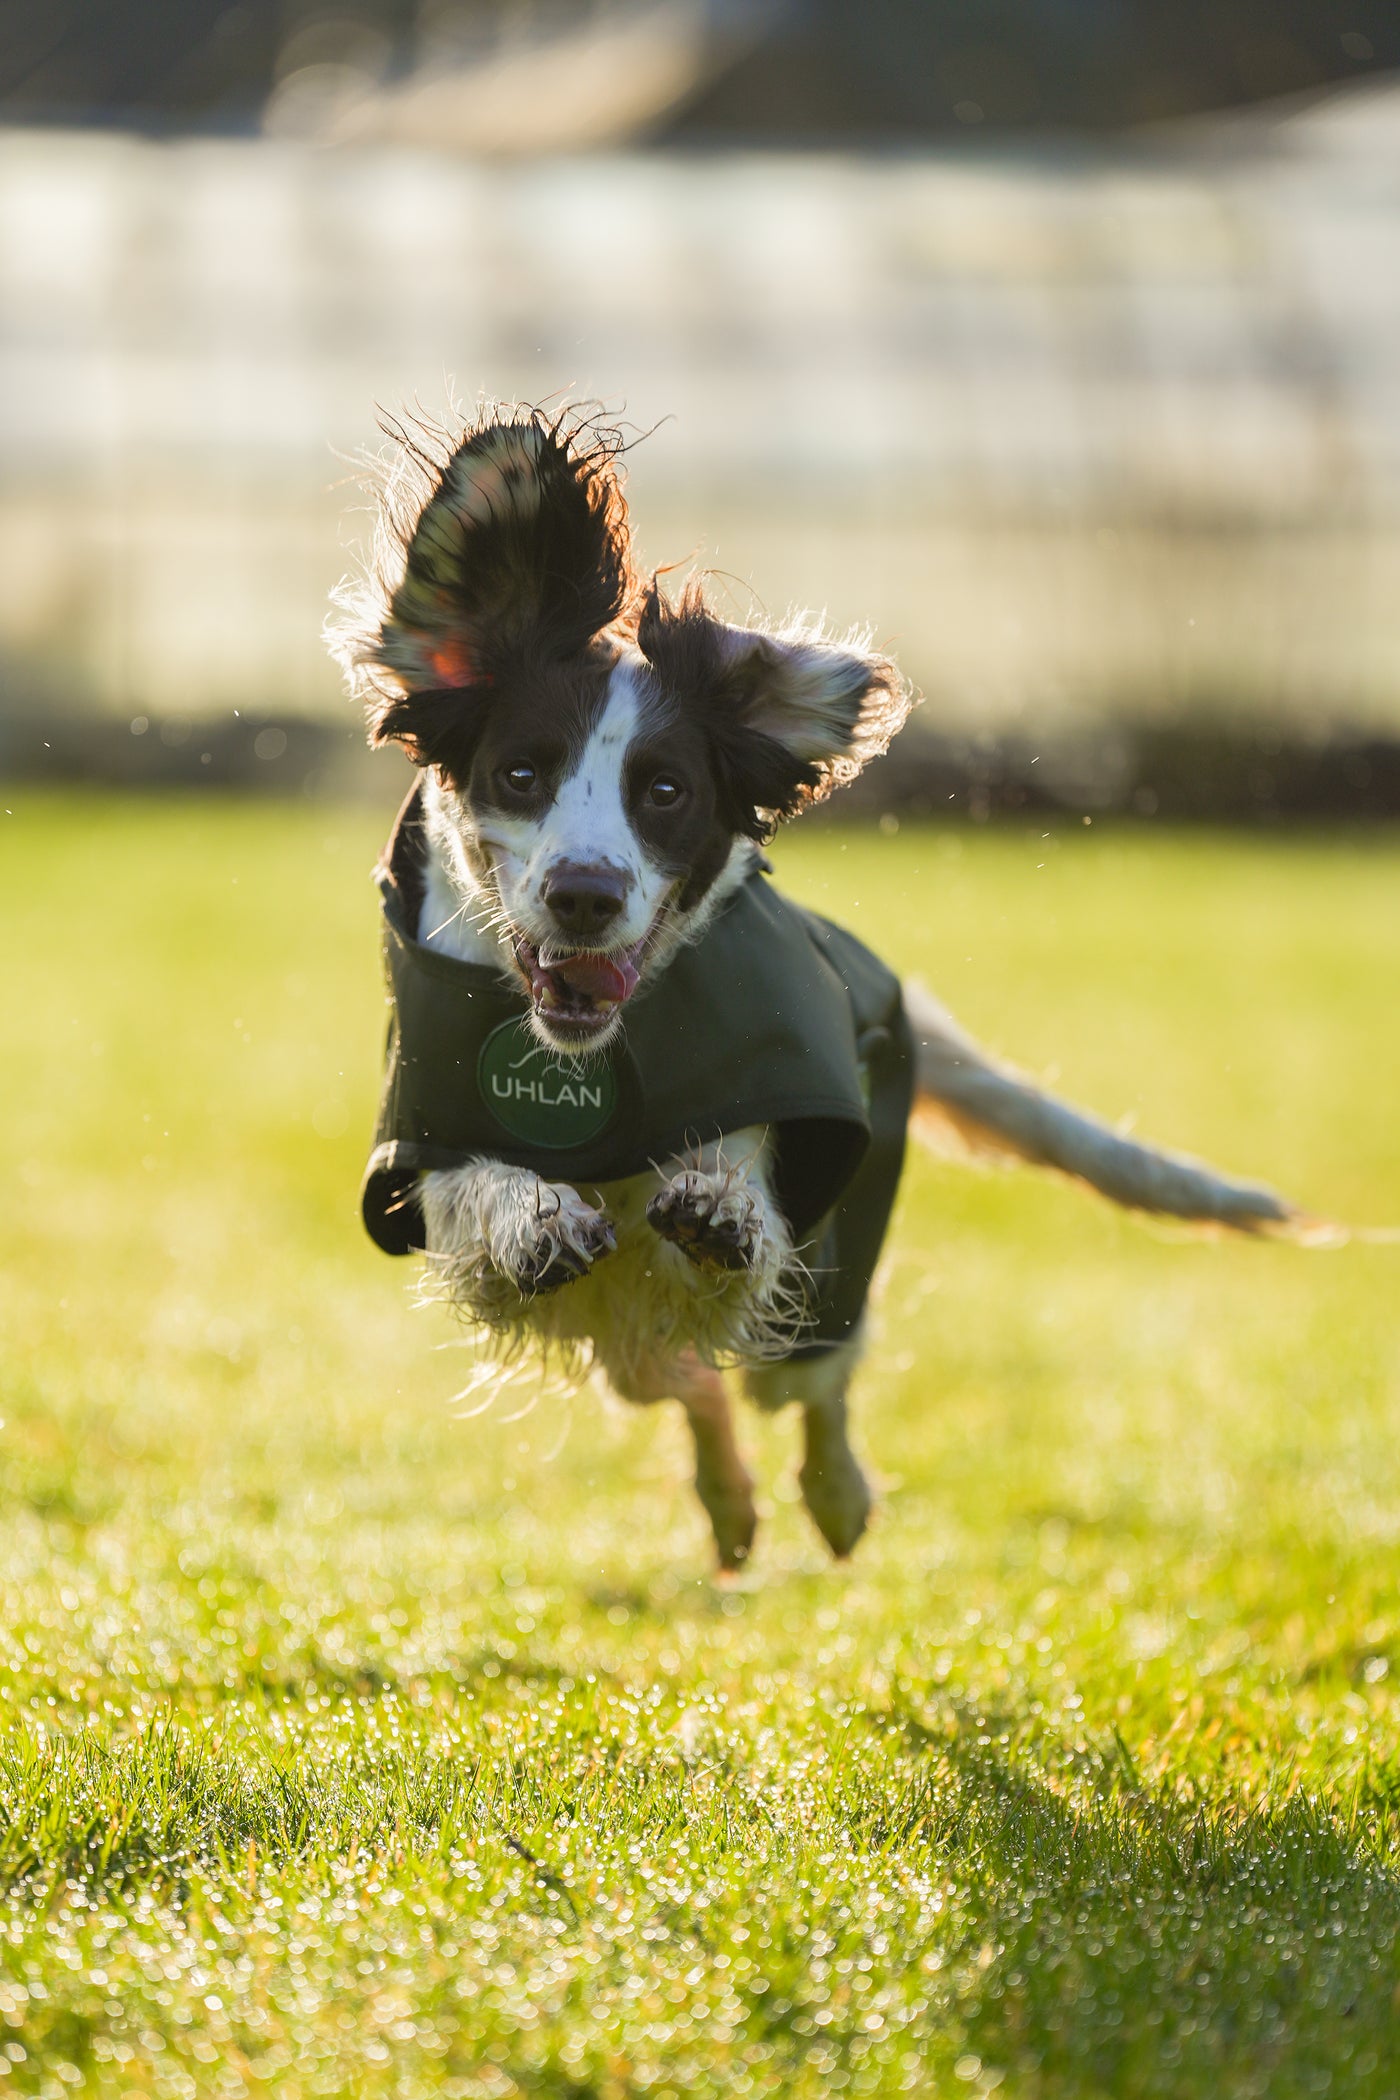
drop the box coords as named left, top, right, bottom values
left=331, top=399, right=1316, bottom=1569
left=339, top=408, right=632, bottom=708
left=905, top=986, right=1322, bottom=1236
left=636, top=576, right=909, bottom=835
left=330, top=403, right=908, bottom=847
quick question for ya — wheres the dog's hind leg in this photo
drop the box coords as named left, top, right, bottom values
left=744, top=1335, right=871, bottom=1559
left=603, top=1351, right=758, bottom=1572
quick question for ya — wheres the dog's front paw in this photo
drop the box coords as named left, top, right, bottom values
left=647, top=1172, right=761, bottom=1272
left=498, top=1182, right=615, bottom=1299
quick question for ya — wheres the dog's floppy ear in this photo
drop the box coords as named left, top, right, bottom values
left=638, top=576, right=914, bottom=836
left=328, top=406, right=633, bottom=761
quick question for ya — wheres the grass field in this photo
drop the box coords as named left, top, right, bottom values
left=2, top=794, right=1398, bottom=2100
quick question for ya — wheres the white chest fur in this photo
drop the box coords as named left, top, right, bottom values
left=417, top=1125, right=795, bottom=1391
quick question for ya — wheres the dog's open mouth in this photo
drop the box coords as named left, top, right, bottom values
left=513, top=936, right=646, bottom=1039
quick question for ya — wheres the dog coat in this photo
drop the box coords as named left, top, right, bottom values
left=362, top=788, right=914, bottom=1356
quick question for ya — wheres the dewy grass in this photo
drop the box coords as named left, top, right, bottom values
left=1, top=793, right=1398, bottom=2099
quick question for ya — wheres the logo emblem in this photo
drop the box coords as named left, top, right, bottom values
left=477, top=1020, right=618, bottom=1149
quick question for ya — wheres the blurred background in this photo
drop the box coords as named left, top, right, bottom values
left=3, top=0, right=1400, bottom=817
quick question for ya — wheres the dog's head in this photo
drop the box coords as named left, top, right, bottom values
left=331, top=405, right=914, bottom=1052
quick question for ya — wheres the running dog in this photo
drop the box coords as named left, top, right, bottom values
left=330, top=404, right=1309, bottom=1570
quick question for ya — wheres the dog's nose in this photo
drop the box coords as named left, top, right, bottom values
left=542, top=863, right=628, bottom=941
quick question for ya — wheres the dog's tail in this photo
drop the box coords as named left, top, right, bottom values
left=905, top=983, right=1337, bottom=1242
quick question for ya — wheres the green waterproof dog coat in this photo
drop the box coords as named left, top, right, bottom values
left=362, top=788, right=914, bottom=1358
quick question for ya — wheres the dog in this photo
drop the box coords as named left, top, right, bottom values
left=330, top=403, right=1311, bottom=1571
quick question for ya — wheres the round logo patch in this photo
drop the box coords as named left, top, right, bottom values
left=477, top=1020, right=618, bottom=1149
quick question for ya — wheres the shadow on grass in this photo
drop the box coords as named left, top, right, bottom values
left=877, top=1697, right=1400, bottom=2100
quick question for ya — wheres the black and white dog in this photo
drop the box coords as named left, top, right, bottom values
left=331, top=405, right=1307, bottom=1570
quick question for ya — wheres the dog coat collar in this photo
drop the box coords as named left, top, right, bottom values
left=362, top=785, right=913, bottom=1353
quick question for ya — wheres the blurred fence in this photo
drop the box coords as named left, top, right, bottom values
left=2, top=91, right=1399, bottom=802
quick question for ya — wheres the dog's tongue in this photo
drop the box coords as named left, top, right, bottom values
left=551, top=951, right=639, bottom=1005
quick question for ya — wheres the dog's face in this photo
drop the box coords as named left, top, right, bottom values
left=425, top=647, right=732, bottom=1047
left=331, top=409, right=913, bottom=1052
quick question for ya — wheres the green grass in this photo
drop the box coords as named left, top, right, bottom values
left=2, top=794, right=1398, bottom=2100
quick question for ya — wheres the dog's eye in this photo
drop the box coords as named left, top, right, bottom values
left=647, top=776, right=684, bottom=808
left=502, top=762, right=537, bottom=794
